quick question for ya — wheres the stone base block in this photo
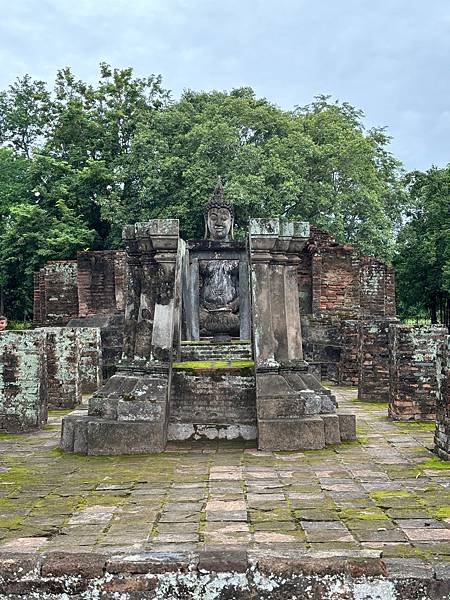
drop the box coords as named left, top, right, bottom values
left=61, top=415, right=167, bottom=455
left=168, top=423, right=257, bottom=441
left=258, top=417, right=325, bottom=451
left=338, top=413, right=357, bottom=441
left=88, top=396, right=119, bottom=419
left=322, top=413, right=341, bottom=445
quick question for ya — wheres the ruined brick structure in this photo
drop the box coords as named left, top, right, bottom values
left=33, top=261, right=79, bottom=326
left=299, top=226, right=396, bottom=382
left=0, top=327, right=102, bottom=431
left=0, top=331, right=48, bottom=432
left=34, top=251, right=126, bottom=325
left=34, top=251, right=126, bottom=378
left=358, top=318, right=398, bottom=403
left=77, top=251, right=126, bottom=317
left=435, top=335, right=450, bottom=459
left=389, top=325, right=448, bottom=421
left=61, top=206, right=356, bottom=455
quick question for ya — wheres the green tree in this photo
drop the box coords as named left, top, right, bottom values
left=394, top=166, right=450, bottom=328
left=0, top=75, right=51, bottom=157
left=0, top=201, right=95, bottom=319
left=126, top=90, right=404, bottom=258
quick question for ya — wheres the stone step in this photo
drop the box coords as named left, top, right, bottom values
left=179, top=341, right=252, bottom=362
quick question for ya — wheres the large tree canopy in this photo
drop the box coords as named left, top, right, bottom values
left=123, top=90, right=404, bottom=257
left=394, top=167, right=450, bottom=328
left=0, top=63, right=436, bottom=324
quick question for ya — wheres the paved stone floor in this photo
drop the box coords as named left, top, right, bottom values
left=0, top=386, right=449, bottom=564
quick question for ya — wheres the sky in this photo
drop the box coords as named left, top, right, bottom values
left=0, top=0, right=449, bottom=171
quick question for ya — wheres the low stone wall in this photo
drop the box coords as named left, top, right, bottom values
left=352, top=321, right=448, bottom=420
left=0, top=331, right=47, bottom=432
left=435, top=336, right=450, bottom=459
left=0, top=550, right=449, bottom=600
left=43, top=328, right=81, bottom=409
left=358, top=319, right=397, bottom=403
left=389, top=325, right=448, bottom=421
left=76, top=327, right=103, bottom=394
left=0, top=326, right=102, bottom=431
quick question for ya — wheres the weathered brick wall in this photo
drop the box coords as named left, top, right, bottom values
left=435, top=336, right=450, bottom=459
left=75, top=327, right=102, bottom=394
left=33, top=251, right=126, bottom=325
left=389, top=324, right=448, bottom=421
left=360, top=257, right=396, bottom=317
left=77, top=251, right=126, bottom=317
left=339, top=320, right=360, bottom=386
left=301, top=315, right=342, bottom=381
left=33, top=261, right=79, bottom=326
left=299, top=227, right=396, bottom=382
left=0, top=331, right=47, bottom=432
left=43, top=328, right=82, bottom=409
left=170, top=368, right=256, bottom=426
left=358, top=319, right=396, bottom=403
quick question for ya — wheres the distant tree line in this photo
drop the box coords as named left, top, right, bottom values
left=0, top=64, right=448, bottom=327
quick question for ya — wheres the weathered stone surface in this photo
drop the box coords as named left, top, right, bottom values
left=389, top=324, right=448, bottom=421
left=338, top=414, right=356, bottom=441
left=198, top=549, right=247, bottom=573
left=33, top=260, right=78, bottom=326
left=106, top=552, right=193, bottom=574
left=0, top=330, right=47, bottom=432
left=75, top=327, right=102, bottom=393
left=41, top=551, right=106, bottom=578
left=42, top=327, right=81, bottom=409
left=258, top=417, right=325, bottom=451
left=87, top=420, right=167, bottom=455
left=322, top=414, right=341, bottom=445
left=358, top=318, right=397, bottom=403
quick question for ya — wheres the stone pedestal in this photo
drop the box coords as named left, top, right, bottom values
left=61, top=220, right=183, bottom=455
left=249, top=219, right=356, bottom=451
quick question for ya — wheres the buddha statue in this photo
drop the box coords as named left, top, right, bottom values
left=199, top=178, right=240, bottom=337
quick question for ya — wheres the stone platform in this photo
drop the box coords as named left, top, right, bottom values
left=1, top=387, right=450, bottom=597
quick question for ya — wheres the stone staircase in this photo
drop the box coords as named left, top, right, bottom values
left=178, top=340, right=252, bottom=362
left=169, top=341, right=257, bottom=441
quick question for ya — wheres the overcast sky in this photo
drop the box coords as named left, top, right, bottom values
left=1, top=0, right=449, bottom=171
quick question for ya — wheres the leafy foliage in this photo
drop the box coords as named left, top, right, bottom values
left=0, top=64, right=438, bottom=324
left=394, top=167, right=450, bottom=327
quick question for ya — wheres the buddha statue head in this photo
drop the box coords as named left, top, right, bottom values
left=204, top=177, right=234, bottom=241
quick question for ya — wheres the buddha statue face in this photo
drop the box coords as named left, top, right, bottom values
left=207, top=207, right=232, bottom=241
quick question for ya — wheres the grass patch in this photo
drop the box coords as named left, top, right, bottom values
left=394, top=421, right=435, bottom=432
left=352, top=400, right=389, bottom=410
left=419, top=456, right=450, bottom=470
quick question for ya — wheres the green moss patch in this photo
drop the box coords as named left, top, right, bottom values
left=394, top=421, right=436, bottom=432
left=172, top=359, right=254, bottom=370
left=419, top=456, right=450, bottom=470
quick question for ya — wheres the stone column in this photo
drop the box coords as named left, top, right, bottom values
left=121, top=225, right=141, bottom=361
left=149, top=220, right=180, bottom=362
left=270, top=223, right=291, bottom=363
left=284, top=221, right=310, bottom=362
left=134, top=223, right=157, bottom=360
left=249, top=219, right=279, bottom=367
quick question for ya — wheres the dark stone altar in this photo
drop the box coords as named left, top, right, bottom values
left=61, top=180, right=355, bottom=454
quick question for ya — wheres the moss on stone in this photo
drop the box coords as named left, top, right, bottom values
left=172, top=359, right=254, bottom=370
left=419, top=456, right=450, bottom=470
left=394, top=421, right=436, bottom=432
left=340, top=507, right=389, bottom=521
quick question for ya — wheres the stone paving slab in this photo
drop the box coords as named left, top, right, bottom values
left=0, top=388, right=449, bottom=570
